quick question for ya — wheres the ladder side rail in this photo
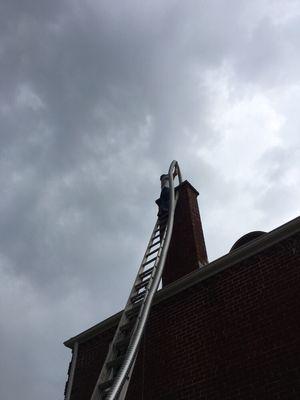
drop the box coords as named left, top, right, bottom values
left=111, top=210, right=174, bottom=400
left=116, top=203, right=175, bottom=400
left=115, top=353, right=137, bottom=400
left=106, top=160, right=181, bottom=399
left=90, top=219, right=162, bottom=400
left=113, top=215, right=170, bottom=400
left=115, top=198, right=177, bottom=400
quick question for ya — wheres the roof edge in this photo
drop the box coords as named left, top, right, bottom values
left=64, top=215, right=300, bottom=349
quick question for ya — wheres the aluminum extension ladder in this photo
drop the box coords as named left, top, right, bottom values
left=90, top=160, right=182, bottom=400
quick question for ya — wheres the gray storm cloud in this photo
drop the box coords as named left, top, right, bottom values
left=0, top=0, right=299, bottom=399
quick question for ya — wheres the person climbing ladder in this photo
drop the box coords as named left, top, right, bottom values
left=156, top=167, right=178, bottom=218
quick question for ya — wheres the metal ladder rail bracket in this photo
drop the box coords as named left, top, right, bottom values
left=91, top=160, right=182, bottom=400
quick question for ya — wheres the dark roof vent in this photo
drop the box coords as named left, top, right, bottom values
left=230, top=231, right=266, bottom=252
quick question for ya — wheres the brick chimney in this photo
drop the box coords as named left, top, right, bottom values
left=161, top=180, right=208, bottom=287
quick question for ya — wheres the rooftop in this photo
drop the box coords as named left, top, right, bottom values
left=64, top=215, right=300, bottom=349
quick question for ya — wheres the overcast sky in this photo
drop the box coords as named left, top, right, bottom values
left=1, top=0, right=300, bottom=398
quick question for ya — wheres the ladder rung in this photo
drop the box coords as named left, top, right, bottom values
left=107, top=355, right=125, bottom=370
left=158, top=213, right=169, bottom=222
left=125, top=306, right=139, bottom=319
left=98, top=378, right=113, bottom=392
left=155, top=220, right=166, bottom=231
left=159, top=219, right=167, bottom=226
left=152, top=233, right=160, bottom=240
left=149, top=240, right=160, bottom=249
left=115, top=336, right=130, bottom=352
left=139, top=268, right=154, bottom=279
left=119, top=321, right=134, bottom=334
left=143, top=256, right=157, bottom=267
left=135, top=279, right=150, bottom=291
left=131, top=292, right=146, bottom=303
left=146, top=247, right=159, bottom=257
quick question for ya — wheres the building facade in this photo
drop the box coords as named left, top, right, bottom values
left=64, top=182, right=300, bottom=399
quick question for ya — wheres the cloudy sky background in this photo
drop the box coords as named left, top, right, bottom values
left=0, top=0, right=300, bottom=398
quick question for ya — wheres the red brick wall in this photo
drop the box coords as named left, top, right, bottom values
left=69, top=327, right=115, bottom=400
left=68, top=232, right=300, bottom=399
